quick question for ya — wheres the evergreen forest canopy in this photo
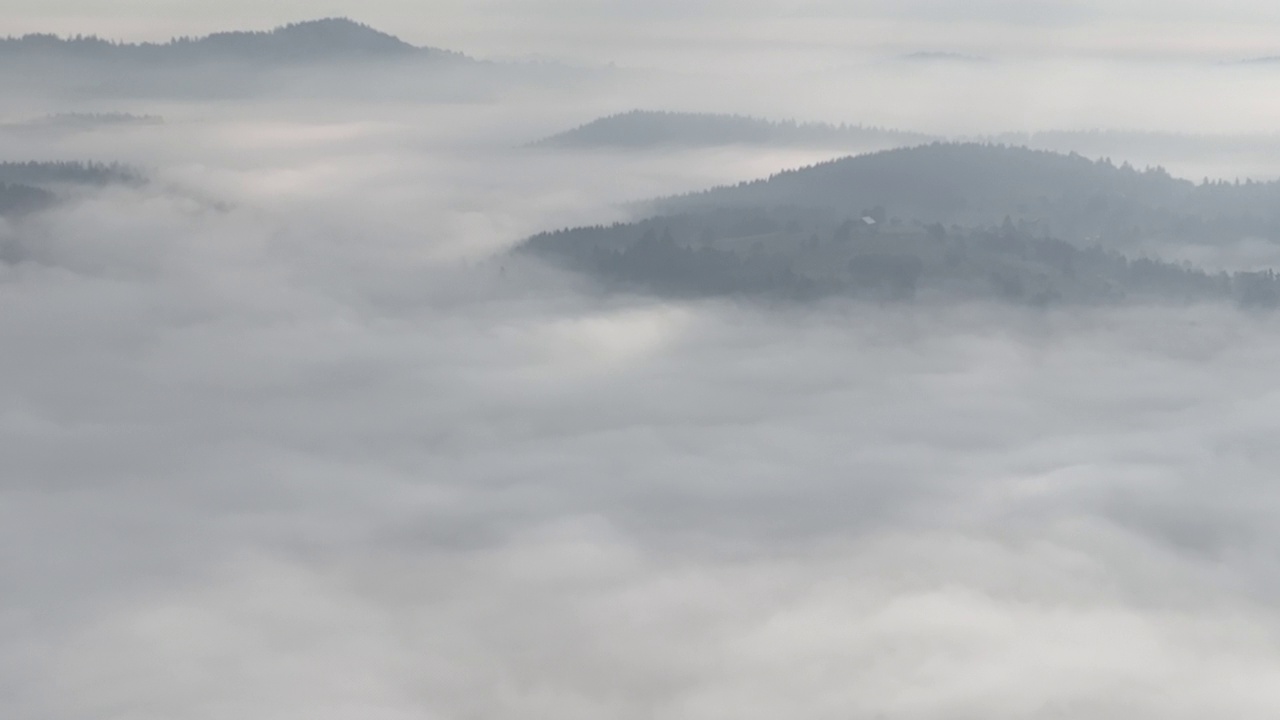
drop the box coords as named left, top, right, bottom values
left=0, top=18, right=468, bottom=65
left=0, top=161, right=145, bottom=218
left=655, top=143, right=1280, bottom=249
left=518, top=143, right=1280, bottom=308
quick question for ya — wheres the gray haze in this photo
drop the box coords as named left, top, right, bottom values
left=8, top=8, right=1280, bottom=720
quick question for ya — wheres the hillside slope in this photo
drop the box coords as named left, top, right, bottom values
left=655, top=143, right=1280, bottom=249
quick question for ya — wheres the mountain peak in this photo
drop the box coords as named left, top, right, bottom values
left=196, top=17, right=421, bottom=57
left=265, top=18, right=413, bottom=49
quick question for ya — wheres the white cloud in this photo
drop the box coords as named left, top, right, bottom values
left=7, top=28, right=1280, bottom=719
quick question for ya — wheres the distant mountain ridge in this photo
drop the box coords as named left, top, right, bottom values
left=537, top=111, right=1280, bottom=169
left=517, top=143, right=1280, bottom=307
left=534, top=110, right=935, bottom=150
left=0, top=18, right=468, bottom=64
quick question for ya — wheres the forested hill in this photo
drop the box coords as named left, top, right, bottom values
left=517, top=143, right=1280, bottom=308
left=0, top=161, right=145, bottom=218
left=534, top=111, right=934, bottom=149
left=0, top=18, right=468, bottom=65
left=521, top=205, right=1280, bottom=308
left=657, top=143, right=1280, bottom=250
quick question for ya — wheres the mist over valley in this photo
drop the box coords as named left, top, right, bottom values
left=8, top=10, right=1280, bottom=719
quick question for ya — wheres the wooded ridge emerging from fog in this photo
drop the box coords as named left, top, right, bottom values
left=0, top=161, right=144, bottom=217
left=535, top=110, right=1280, bottom=157
left=0, top=18, right=469, bottom=64
left=533, top=110, right=934, bottom=149
left=521, top=143, right=1280, bottom=307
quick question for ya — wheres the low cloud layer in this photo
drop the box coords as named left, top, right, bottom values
left=5, top=92, right=1280, bottom=719
left=8, top=6, right=1280, bottom=714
